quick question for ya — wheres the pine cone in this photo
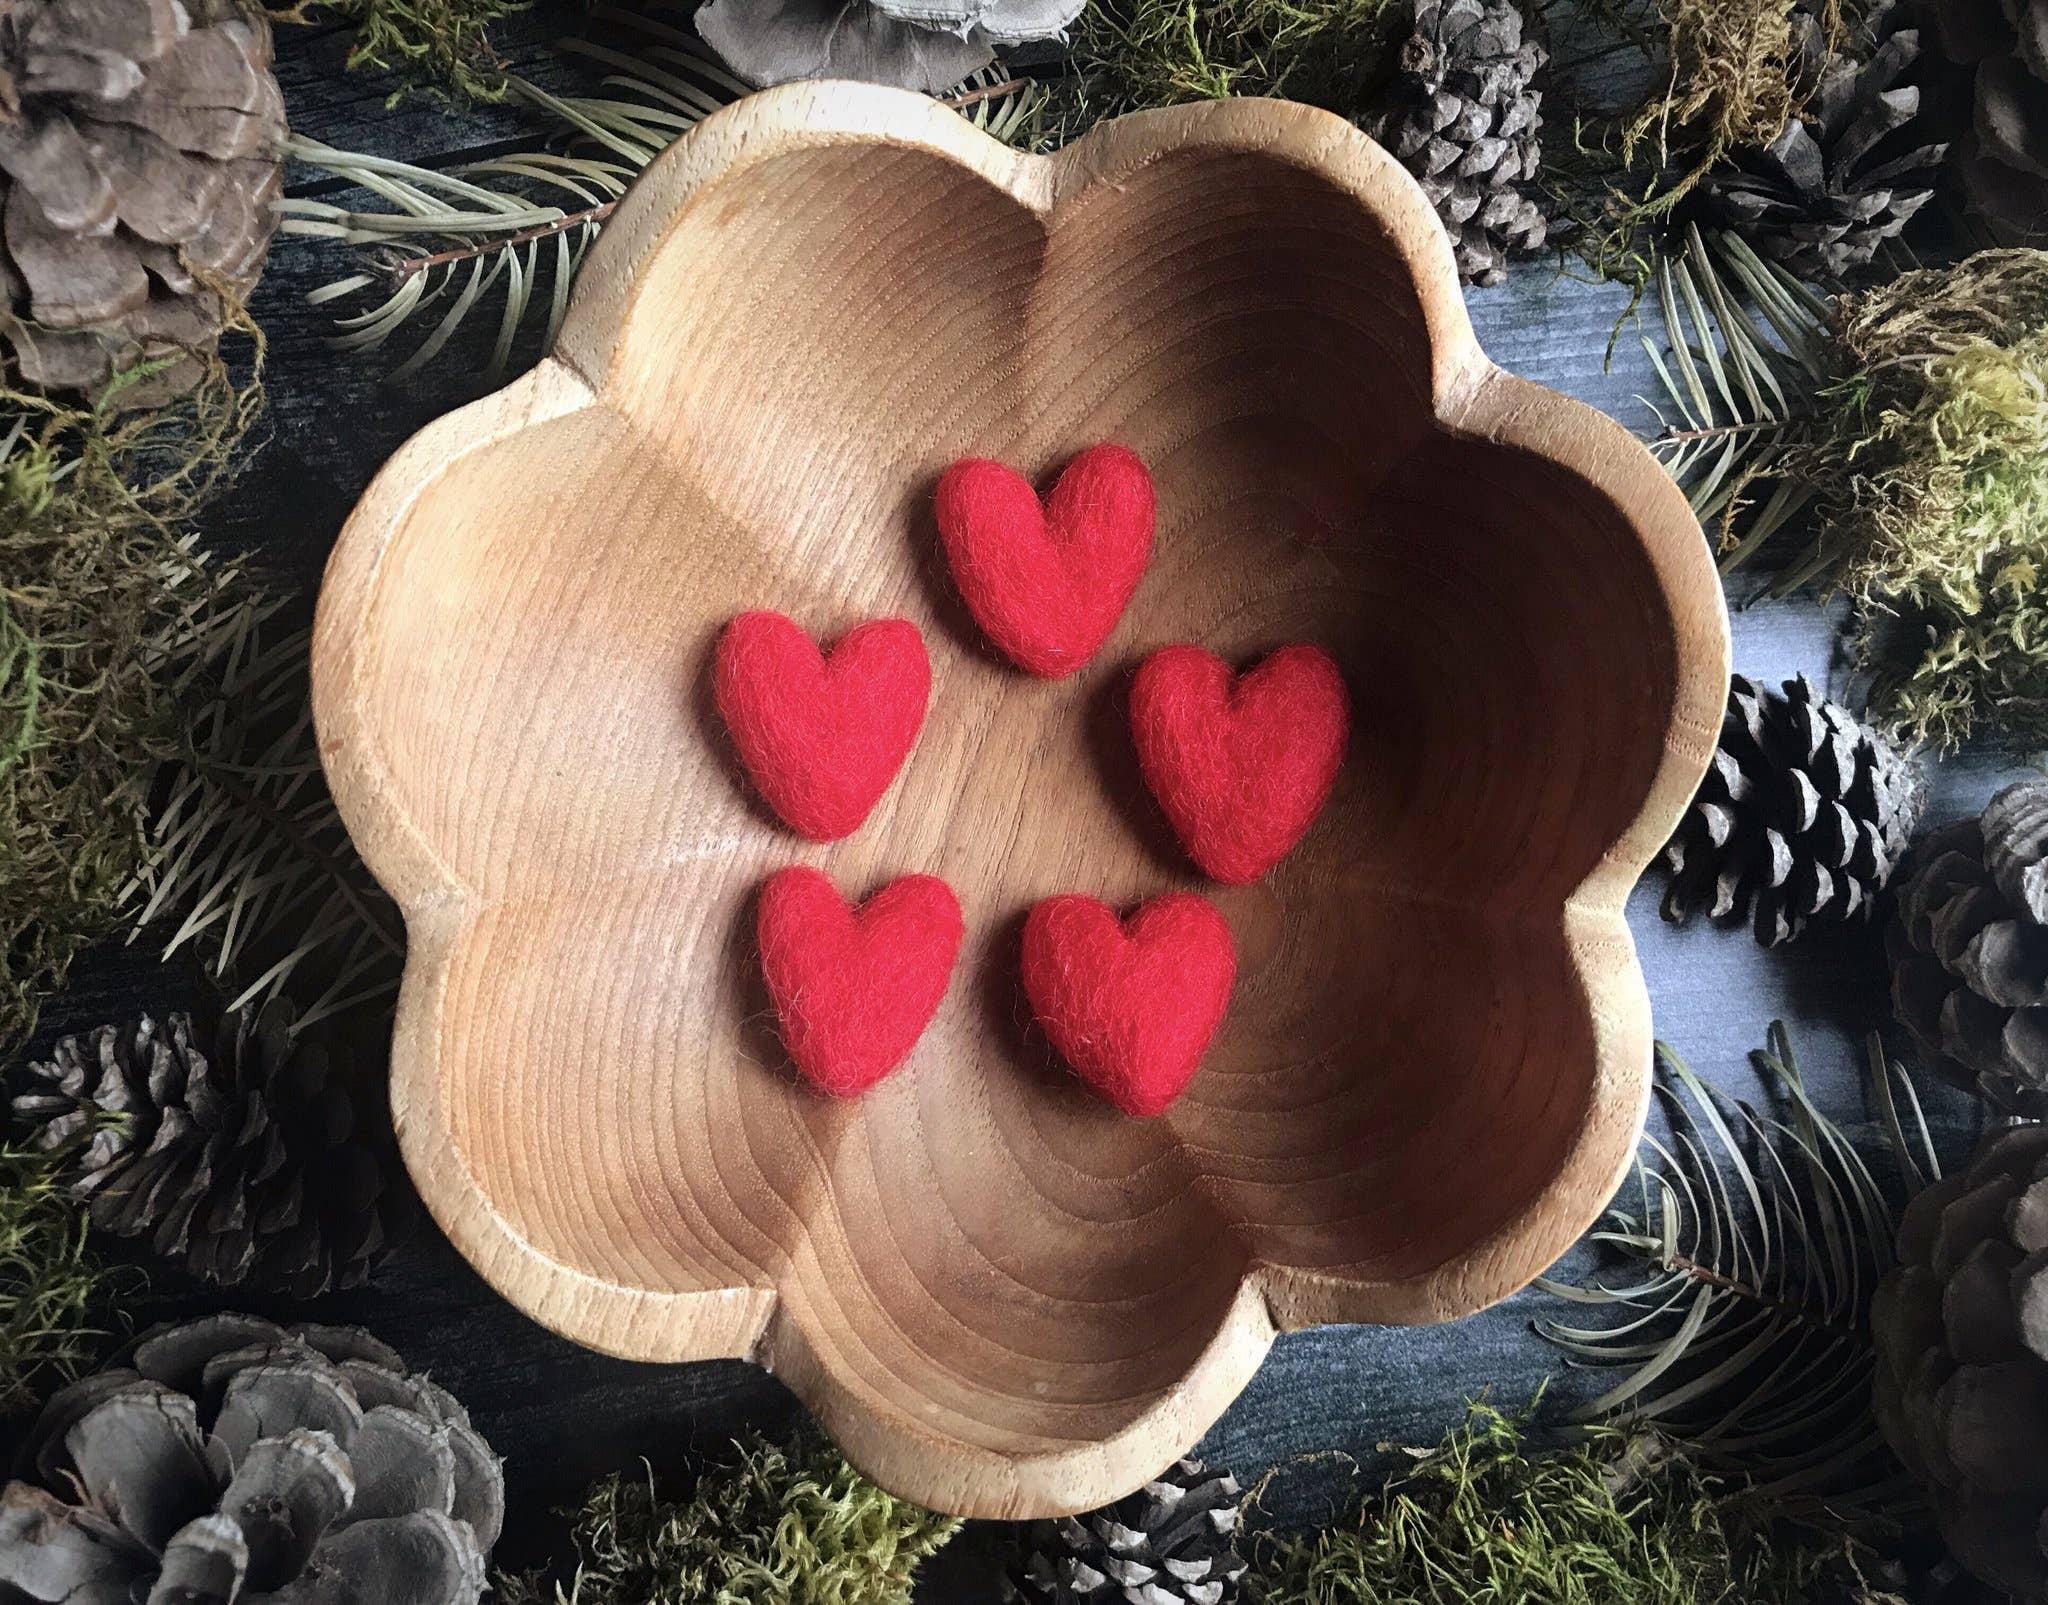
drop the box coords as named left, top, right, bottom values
left=1375, top=0, right=1549, bottom=287
left=696, top=0, right=1081, bottom=93
left=1006, top=1457, right=1246, bottom=1605
left=1697, top=5, right=1948, bottom=281
left=1661, top=673, right=1921, bottom=947
left=1873, top=1124, right=2048, bottom=1602
left=0, top=1313, right=502, bottom=1604
left=0, top=0, right=285, bottom=399
left=10, top=1000, right=410, bottom=1297
left=1918, top=0, right=2048, bottom=241
left=1889, top=782, right=2048, bottom=1116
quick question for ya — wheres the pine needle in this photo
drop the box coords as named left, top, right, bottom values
left=285, top=14, right=1045, bottom=379
left=1532, top=1025, right=1935, bottom=1524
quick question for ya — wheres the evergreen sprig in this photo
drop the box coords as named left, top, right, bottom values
left=1534, top=1026, right=1935, bottom=1522
left=284, top=15, right=1046, bottom=379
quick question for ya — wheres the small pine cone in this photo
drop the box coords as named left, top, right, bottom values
left=1376, top=0, right=1549, bottom=287
left=0, top=0, right=287, bottom=399
left=11, top=1000, right=410, bottom=1296
left=1698, top=4, right=1950, bottom=281
left=0, top=1313, right=502, bottom=1605
left=1661, top=673, right=1921, bottom=947
left=1873, top=1125, right=2048, bottom=1601
left=1006, top=1457, right=1246, bottom=1605
left=1889, top=781, right=2048, bottom=1116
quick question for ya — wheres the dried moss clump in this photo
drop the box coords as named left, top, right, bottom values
left=1818, top=249, right=2048, bottom=748
left=0, top=358, right=260, bottom=1054
left=496, top=1437, right=963, bottom=1605
left=269, top=0, right=525, bottom=100
left=0, top=1139, right=105, bottom=1418
left=1056, top=0, right=1404, bottom=139
left=1244, top=1402, right=1878, bottom=1605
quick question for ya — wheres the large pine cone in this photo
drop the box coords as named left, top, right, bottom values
left=1890, top=782, right=2048, bottom=1116
left=1661, top=673, right=1921, bottom=947
left=1375, top=0, right=1548, bottom=287
left=11, top=1001, right=410, bottom=1297
left=1873, top=1124, right=2048, bottom=1602
left=1698, top=5, right=1949, bottom=280
left=696, top=0, right=1081, bottom=94
left=0, top=0, right=285, bottom=398
left=0, top=1313, right=501, bottom=1604
left=1006, top=1457, right=1246, bottom=1605
left=1918, top=0, right=2048, bottom=240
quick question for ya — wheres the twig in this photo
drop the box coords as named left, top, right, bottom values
left=941, top=76, right=1032, bottom=111
left=1666, top=1252, right=1860, bottom=1338
left=375, top=199, right=621, bottom=285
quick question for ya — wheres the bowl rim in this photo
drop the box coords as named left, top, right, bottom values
left=312, top=82, right=1731, bottom=1518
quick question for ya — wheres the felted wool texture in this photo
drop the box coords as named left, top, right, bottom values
left=1129, top=643, right=1351, bottom=884
left=934, top=443, right=1156, bottom=678
left=1020, top=892, right=1237, bottom=1118
left=713, top=611, right=930, bottom=841
left=756, top=866, right=964, bottom=1097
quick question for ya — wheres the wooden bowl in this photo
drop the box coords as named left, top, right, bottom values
left=313, top=85, right=1729, bottom=1518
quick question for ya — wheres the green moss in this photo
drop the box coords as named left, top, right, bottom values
left=0, top=352, right=261, bottom=1054
left=269, top=0, right=526, bottom=101
left=1055, top=0, right=1403, bottom=139
left=496, top=1437, right=963, bottom=1605
left=1244, top=1402, right=1883, bottom=1605
left=0, top=1140, right=106, bottom=1418
left=1819, top=250, right=2048, bottom=747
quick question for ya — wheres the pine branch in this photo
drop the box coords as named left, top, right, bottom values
left=1533, top=1025, right=1939, bottom=1520
left=282, top=12, right=1046, bottom=380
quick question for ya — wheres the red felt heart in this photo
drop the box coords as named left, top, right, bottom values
left=1130, top=644, right=1350, bottom=884
left=1020, top=892, right=1236, bottom=1117
left=935, top=444, right=1156, bottom=678
left=713, top=611, right=930, bottom=841
left=757, top=866, right=963, bottom=1097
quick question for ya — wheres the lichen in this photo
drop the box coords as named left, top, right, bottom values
left=0, top=344, right=262, bottom=1054
left=496, top=1437, right=963, bottom=1605
left=0, top=1139, right=106, bottom=1418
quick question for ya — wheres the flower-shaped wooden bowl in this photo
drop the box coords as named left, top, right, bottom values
left=313, top=85, right=1728, bottom=1518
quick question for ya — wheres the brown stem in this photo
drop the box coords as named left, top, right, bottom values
left=1656, top=418, right=1801, bottom=445
left=941, top=77, right=1032, bottom=111
left=1667, top=1252, right=1860, bottom=1338
left=378, top=200, right=621, bottom=285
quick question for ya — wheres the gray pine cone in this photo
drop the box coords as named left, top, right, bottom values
left=1662, top=673, right=1921, bottom=947
left=1890, top=782, right=2048, bottom=1116
left=1376, top=0, right=1549, bottom=287
left=10, top=1001, right=409, bottom=1298
left=1873, top=1124, right=2048, bottom=1602
left=1698, top=5, right=1948, bottom=281
left=695, top=0, right=1081, bottom=93
left=0, top=0, right=285, bottom=399
left=0, top=1313, right=503, bottom=1605
left=1918, top=0, right=2048, bottom=242
left=1006, top=1458, right=1246, bottom=1605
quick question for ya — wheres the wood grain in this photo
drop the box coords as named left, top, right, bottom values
left=311, top=84, right=1730, bottom=1518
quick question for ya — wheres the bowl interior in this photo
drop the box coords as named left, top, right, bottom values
left=352, top=133, right=1678, bottom=1465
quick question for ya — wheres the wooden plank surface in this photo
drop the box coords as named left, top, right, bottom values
left=15, top=4, right=2026, bottom=1589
